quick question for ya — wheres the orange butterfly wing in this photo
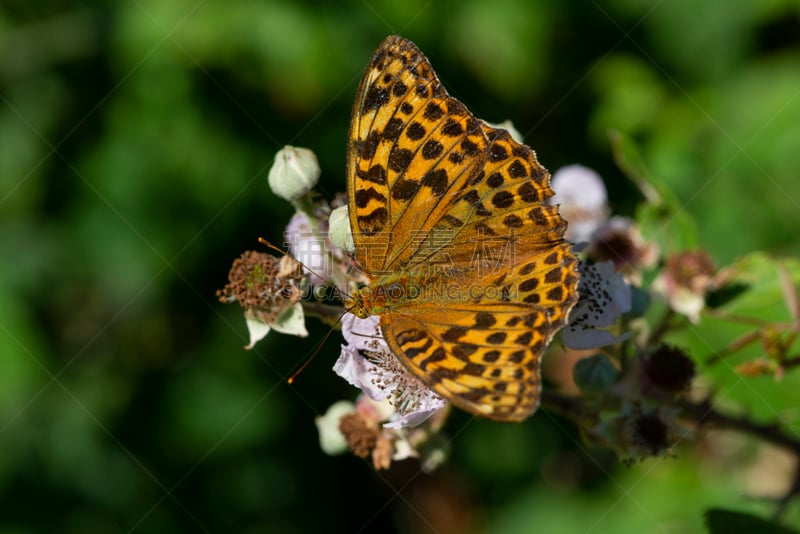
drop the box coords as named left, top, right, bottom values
left=347, top=35, right=579, bottom=421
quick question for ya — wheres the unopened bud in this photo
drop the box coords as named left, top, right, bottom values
left=328, top=205, right=354, bottom=252
left=268, top=146, right=320, bottom=202
left=642, top=344, right=695, bottom=396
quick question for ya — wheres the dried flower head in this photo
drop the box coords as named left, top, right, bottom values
left=338, top=412, right=380, bottom=458
left=217, top=251, right=303, bottom=308
left=665, top=250, right=716, bottom=292
left=588, top=216, right=659, bottom=282
left=629, top=411, right=672, bottom=457
left=216, top=251, right=309, bottom=347
left=642, top=344, right=696, bottom=397
left=654, top=250, right=717, bottom=323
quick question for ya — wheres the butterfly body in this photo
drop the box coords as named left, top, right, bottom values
left=346, top=36, right=580, bottom=421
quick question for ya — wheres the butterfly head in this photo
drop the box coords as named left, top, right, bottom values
left=345, top=283, right=403, bottom=319
left=344, top=288, right=372, bottom=320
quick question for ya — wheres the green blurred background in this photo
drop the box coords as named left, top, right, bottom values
left=2, top=1, right=800, bottom=532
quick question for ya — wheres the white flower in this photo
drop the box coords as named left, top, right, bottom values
left=334, top=314, right=446, bottom=428
left=550, top=164, right=609, bottom=243
left=285, top=211, right=331, bottom=285
left=563, top=260, right=632, bottom=349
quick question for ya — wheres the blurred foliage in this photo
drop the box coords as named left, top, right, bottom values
left=1, top=0, right=800, bottom=532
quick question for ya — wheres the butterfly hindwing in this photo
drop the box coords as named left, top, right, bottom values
left=379, top=243, right=579, bottom=422
left=381, top=302, right=546, bottom=421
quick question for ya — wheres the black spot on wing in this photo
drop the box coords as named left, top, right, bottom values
left=363, top=84, right=390, bottom=112
left=424, top=102, right=444, bottom=120
left=382, top=118, right=404, bottom=141
left=392, top=81, right=408, bottom=97
left=356, top=164, right=387, bottom=185
left=508, top=160, right=527, bottom=178
left=355, top=187, right=386, bottom=208
left=422, top=139, right=444, bottom=160
left=421, top=169, right=448, bottom=196
left=474, top=312, right=496, bottom=328
left=442, top=119, right=464, bottom=137
left=388, top=147, right=413, bottom=172
left=406, top=122, right=426, bottom=140
left=392, top=179, right=420, bottom=201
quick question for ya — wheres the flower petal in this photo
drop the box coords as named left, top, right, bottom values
left=244, top=311, right=271, bottom=349
left=333, top=344, right=387, bottom=401
left=340, top=313, right=385, bottom=352
left=271, top=302, right=309, bottom=338
left=384, top=402, right=446, bottom=429
left=564, top=260, right=632, bottom=350
left=564, top=325, right=631, bottom=350
left=550, top=164, right=609, bottom=243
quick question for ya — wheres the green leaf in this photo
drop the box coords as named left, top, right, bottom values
left=706, top=281, right=750, bottom=309
left=573, top=354, right=618, bottom=395
left=717, top=253, right=800, bottom=319
left=625, top=285, right=651, bottom=319
left=667, top=253, right=800, bottom=424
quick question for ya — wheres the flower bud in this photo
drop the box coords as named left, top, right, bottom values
left=642, top=344, right=695, bottom=396
left=628, top=412, right=671, bottom=457
left=268, top=146, right=320, bottom=202
left=315, top=400, right=356, bottom=455
left=328, top=205, right=354, bottom=252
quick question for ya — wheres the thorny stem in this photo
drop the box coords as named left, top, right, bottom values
left=677, top=398, right=800, bottom=455
left=540, top=390, right=584, bottom=420
left=782, top=355, right=800, bottom=370
left=542, top=390, right=800, bottom=521
left=545, top=390, right=800, bottom=455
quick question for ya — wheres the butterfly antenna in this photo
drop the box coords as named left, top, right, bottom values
left=258, top=238, right=355, bottom=383
left=258, top=237, right=289, bottom=255
left=288, top=310, right=349, bottom=384
left=287, top=349, right=316, bottom=385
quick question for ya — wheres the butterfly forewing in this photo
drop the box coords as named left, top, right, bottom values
left=347, top=35, right=488, bottom=273
left=412, top=125, right=569, bottom=269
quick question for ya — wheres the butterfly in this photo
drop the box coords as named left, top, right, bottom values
left=344, top=35, right=579, bottom=422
